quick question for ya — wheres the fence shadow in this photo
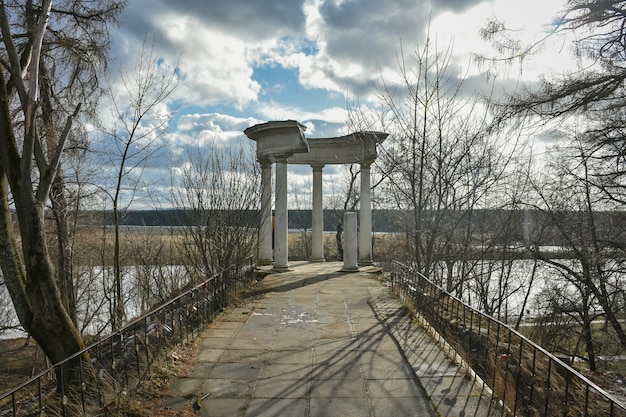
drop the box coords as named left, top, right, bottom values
left=391, top=261, right=626, bottom=417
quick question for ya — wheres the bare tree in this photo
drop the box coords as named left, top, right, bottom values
left=95, top=39, right=178, bottom=330
left=170, top=142, right=259, bottom=280
left=128, top=227, right=186, bottom=312
left=530, top=277, right=602, bottom=368
left=374, top=36, right=519, bottom=290
left=0, top=0, right=123, bottom=385
left=480, top=1, right=626, bottom=345
left=528, top=134, right=626, bottom=364
left=487, top=2, right=626, bottom=111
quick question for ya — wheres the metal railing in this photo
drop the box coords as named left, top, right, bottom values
left=0, top=257, right=254, bottom=416
left=391, top=261, right=626, bottom=417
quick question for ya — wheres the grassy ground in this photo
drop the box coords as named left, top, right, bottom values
left=0, top=338, right=48, bottom=395
left=106, top=340, right=200, bottom=417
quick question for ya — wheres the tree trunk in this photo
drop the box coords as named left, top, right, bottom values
left=40, top=67, right=78, bottom=326
left=581, top=291, right=597, bottom=372
left=591, top=280, right=626, bottom=351
left=50, top=172, right=78, bottom=326
left=515, top=256, right=539, bottom=330
left=582, top=318, right=596, bottom=371
left=15, top=192, right=85, bottom=383
left=0, top=81, right=83, bottom=370
left=0, top=170, right=32, bottom=327
left=1, top=174, right=85, bottom=388
left=113, top=201, right=125, bottom=331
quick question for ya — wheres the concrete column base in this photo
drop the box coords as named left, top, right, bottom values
left=341, top=266, right=360, bottom=272
left=309, top=258, right=326, bottom=263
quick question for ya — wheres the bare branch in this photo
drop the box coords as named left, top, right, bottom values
left=36, top=102, right=81, bottom=203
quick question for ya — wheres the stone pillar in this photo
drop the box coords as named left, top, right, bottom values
left=273, top=156, right=290, bottom=272
left=258, top=159, right=273, bottom=265
left=341, top=212, right=359, bottom=272
left=358, top=162, right=373, bottom=266
left=310, top=164, right=325, bottom=262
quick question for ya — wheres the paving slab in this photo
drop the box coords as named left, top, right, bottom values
left=166, top=261, right=501, bottom=416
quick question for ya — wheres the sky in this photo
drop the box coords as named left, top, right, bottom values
left=102, top=0, right=573, bottom=209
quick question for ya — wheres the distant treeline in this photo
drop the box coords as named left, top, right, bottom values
left=90, top=208, right=400, bottom=231
left=90, top=209, right=361, bottom=231
left=85, top=208, right=626, bottom=247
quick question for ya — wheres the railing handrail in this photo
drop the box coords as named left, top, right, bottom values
left=0, top=256, right=254, bottom=405
left=391, top=260, right=626, bottom=416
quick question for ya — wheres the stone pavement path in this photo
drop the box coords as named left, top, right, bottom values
left=166, top=262, right=500, bottom=417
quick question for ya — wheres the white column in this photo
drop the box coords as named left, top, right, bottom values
left=310, top=164, right=325, bottom=262
left=273, top=156, right=290, bottom=272
left=359, top=162, right=373, bottom=266
left=341, top=212, right=359, bottom=272
left=258, top=159, right=273, bottom=265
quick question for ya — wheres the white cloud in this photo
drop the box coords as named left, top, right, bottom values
left=252, top=101, right=348, bottom=136
left=112, top=0, right=574, bottom=120
left=169, top=25, right=261, bottom=109
left=171, top=113, right=261, bottom=150
left=177, top=113, right=259, bottom=135
left=114, top=5, right=263, bottom=109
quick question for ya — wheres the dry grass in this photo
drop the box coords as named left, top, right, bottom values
left=0, top=338, right=48, bottom=395
left=71, top=227, right=188, bottom=267
left=67, top=225, right=406, bottom=268
left=287, top=230, right=406, bottom=263
left=104, top=340, right=200, bottom=417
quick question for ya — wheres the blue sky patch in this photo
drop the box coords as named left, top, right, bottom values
left=253, top=64, right=343, bottom=111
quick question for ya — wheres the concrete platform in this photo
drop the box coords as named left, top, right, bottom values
left=165, top=262, right=503, bottom=416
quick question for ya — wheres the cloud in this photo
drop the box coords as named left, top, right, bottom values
left=172, top=107, right=352, bottom=151
left=319, top=0, right=426, bottom=65
left=307, top=0, right=492, bottom=93
left=253, top=108, right=348, bottom=138
left=158, top=0, right=306, bottom=41
left=119, top=0, right=306, bottom=42
left=112, top=0, right=507, bottom=115
left=534, top=128, right=567, bottom=146
left=114, top=2, right=276, bottom=109
left=434, top=0, right=495, bottom=13
left=177, top=113, right=259, bottom=135
left=113, top=0, right=570, bottom=112
left=170, top=113, right=262, bottom=151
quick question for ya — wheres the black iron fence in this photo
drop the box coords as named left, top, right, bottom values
left=391, top=261, right=626, bottom=417
left=0, top=258, right=254, bottom=416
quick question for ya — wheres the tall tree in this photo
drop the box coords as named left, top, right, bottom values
left=0, top=0, right=124, bottom=381
left=96, top=40, right=178, bottom=331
